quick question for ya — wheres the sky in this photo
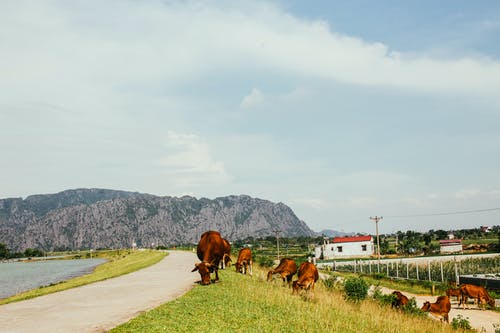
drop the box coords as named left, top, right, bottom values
left=1, top=0, right=500, bottom=235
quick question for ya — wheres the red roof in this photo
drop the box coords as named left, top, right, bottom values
left=333, top=235, right=372, bottom=243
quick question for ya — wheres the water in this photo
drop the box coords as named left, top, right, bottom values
left=0, top=258, right=106, bottom=299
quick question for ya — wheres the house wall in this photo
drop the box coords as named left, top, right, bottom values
left=315, top=240, right=374, bottom=259
left=440, top=244, right=463, bottom=254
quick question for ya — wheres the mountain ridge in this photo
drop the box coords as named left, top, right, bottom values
left=0, top=188, right=316, bottom=251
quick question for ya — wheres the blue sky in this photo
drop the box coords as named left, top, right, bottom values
left=1, top=1, right=499, bottom=234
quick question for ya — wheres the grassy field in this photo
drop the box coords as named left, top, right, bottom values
left=111, top=263, right=459, bottom=333
left=0, top=249, right=166, bottom=305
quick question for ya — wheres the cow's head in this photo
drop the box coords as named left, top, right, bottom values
left=235, top=262, right=243, bottom=273
left=292, top=280, right=302, bottom=294
left=487, top=297, right=495, bottom=308
left=223, top=254, right=232, bottom=265
left=191, top=262, right=214, bottom=285
left=421, top=301, right=431, bottom=311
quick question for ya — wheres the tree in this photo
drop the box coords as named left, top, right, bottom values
left=0, top=243, right=10, bottom=259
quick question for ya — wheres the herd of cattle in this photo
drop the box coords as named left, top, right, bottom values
left=392, top=282, right=495, bottom=323
left=191, top=231, right=495, bottom=324
left=191, top=231, right=319, bottom=294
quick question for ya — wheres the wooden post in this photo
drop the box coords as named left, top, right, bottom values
left=440, top=261, right=444, bottom=282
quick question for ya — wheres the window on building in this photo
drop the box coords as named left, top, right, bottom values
left=331, top=247, right=334, bottom=251
left=361, top=244, right=367, bottom=251
left=337, top=246, right=343, bottom=252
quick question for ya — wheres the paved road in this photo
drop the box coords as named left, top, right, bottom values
left=0, top=251, right=198, bottom=333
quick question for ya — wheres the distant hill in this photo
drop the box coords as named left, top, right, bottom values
left=317, top=229, right=353, bottom=237
left=0, top=189, right=315, bottom=251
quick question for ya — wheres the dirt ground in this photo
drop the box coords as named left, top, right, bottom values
left=377, top=286, right=500, bottom=333
left=0, top=251, right=199, bottom=333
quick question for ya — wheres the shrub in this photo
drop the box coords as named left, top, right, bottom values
left=343, top=277, right=369, bottom=302
left=371, top=286, right=396, bottom=306
left=402, top=297, right=425, bottom=317
left=451, top=314, right=472, bottom=330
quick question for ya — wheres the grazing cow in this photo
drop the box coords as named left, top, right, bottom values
left=267, top=258, right=298, bottom=287
left=235, top=248, right=253, bottom=276
left=191, top=231, right=225, bottom=285
left=391, top=291, right=409, bottom=308
left=292, top=262, right=319, bottom=295
left=459, top=284, right=495, bottom=309
left=445, top=287, right=461, bottom=303
left=220, top=238, right=232, bottom=269
left=421, top=295, right=451, bottom=323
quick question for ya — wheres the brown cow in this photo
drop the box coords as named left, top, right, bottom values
left=191, top=231, right=225, bottom=285
left=421, top=295, right=451, bottom=323
left=292, top=262, right=319, bottom=295
left=459, top=284, right=495, bottom=309
left=267, top=258, right=298, bottom=287
left=391, top=291, right=409, bottom=308
left=235, top=248, right=253, bottom=276
left=220, top=238, right=232, bottom=269
left=445, top=287, right=461, bottom=303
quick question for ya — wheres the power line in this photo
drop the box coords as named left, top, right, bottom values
left=385, top=207, right=500, bottom=218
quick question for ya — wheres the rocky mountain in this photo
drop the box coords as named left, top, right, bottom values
left=0, top=189, right=315, bottom=251
left=317, top=229, right=353, bottom=238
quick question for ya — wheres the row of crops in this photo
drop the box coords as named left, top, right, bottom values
left=327, top=255, right=500, bottom=284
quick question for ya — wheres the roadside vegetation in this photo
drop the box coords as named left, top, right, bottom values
left=111, top=264, right=461, bottom=333
left=0, top=249, right=166, bottom=305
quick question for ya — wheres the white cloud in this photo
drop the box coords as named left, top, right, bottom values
left=1, top=0, right=499, bottom=110
left=159, top=131, right=230, bottom=186
left=455, top=188, right=481, bottom=199
left=291, top=197, right=329, bottom=210
left=240, top=88, right=264, bottom=108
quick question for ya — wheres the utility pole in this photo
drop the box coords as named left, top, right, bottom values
left=273, top=228, right=280, bottom=261
left=370, top=216, right=383, bottom=270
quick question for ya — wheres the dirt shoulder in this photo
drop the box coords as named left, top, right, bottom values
left=377, top=286, right=499, bottom=333
left=0, top=251, right=198, bottom=333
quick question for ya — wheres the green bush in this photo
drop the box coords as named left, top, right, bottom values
left=451, top=314, right=472, bottom=330
left=402, top=297, right=426, bottom=317
left=343, top=277, right=369, bottom=302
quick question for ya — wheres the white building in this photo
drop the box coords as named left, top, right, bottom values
left=439, top=239, right=463, bottom=254
left=315, top=235, right=374, bottom=259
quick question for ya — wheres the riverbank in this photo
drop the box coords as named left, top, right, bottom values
left=0, top=251, right=198, bottom=332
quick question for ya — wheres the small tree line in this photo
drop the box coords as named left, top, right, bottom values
left=0, top=243, right=44, bottom=260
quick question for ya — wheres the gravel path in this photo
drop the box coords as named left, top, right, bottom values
left=0, top=251, right=198, bottom=333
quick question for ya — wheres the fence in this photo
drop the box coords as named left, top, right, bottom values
left=317, top=253, right=500, bottom=284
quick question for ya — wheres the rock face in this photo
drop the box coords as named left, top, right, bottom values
left=0, top=189, right=315, bottom=251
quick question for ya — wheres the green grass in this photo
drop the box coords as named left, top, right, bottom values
left=0, top=249, right=167, bottom=305
left=111, top=265, right=459, bottom=333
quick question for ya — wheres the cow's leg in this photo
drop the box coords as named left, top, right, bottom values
left=214, top=268, right=219, bottom=281
left=249, top=260, right=253, bottom=276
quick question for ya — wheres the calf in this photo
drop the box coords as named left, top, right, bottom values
left=267, top=258, right=298, bottom=287
left=220, top=238, right=232, bottom=269
left=421, top=296, right=451, bottom=323
left=235, top=247, right=252, bottom=276
left=391, top=291, right=409, bottom=308
left=292, top=262, right=319, bottom=295
left=445, top=287, right=461, bottom=303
